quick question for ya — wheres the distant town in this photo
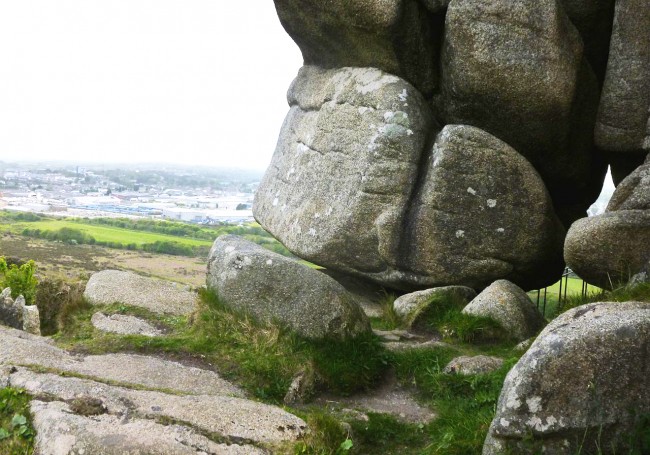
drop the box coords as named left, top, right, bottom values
left=0, top=161, right=262, bottom=224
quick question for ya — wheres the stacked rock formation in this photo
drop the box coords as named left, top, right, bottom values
left=255, top=0, right=649, bottom=292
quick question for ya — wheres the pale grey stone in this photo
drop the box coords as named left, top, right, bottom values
left=22, top=304, right=41, bottom=336
left=403, top=126, right=566, bottom=291
left=12, top=369, right=305, bottom=447
left=462, top=280, right=546, bottom=341
left=207, top=235, right=370, bottom=340
left=393, top=286, right=477, bottom=319
left=0, top=326, right=242, bottom=397
left=254, top=66, right=435, bottom=290
left=483, top=302, right=650, bottom=454
left=84, top=270, right=198, bottom=315
left=91, top=312, right=163, bottom=337
left=31, top=400, right=269, bottom=455
left=595, top=0, right=650, bottom=155
left=443, top=355, right=504, bottom=375
left=607, top=161, right=650, bottom=211
left=273, top=0, right=439, bottom=95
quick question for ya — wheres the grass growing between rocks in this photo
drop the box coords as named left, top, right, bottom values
left=53, top=289, right=388, bottom=402
left=48, top=286, right=521, bottom=454
left=0, top=388, right=35, bottom=455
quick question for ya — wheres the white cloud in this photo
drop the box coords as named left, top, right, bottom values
left=0, top=1, right=302, bottom=170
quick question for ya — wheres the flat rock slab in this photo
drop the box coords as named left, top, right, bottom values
left=91, top=312, right=163, bottom=337
left=0, top=326, right=242, bottom=397
left=317, top=375, right=435, bottom=424
left=31, top=400, right=268, bottom=455
left=84, top=270, right=198, bottom=316
left=12, top=369, right=306, bottom=447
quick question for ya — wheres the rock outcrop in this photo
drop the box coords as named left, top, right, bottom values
left=483, top=302, right=650, bottom=454
left=207, top=235, right=370, bottom=340
left=260, top=0, right=647, bottom=300
left=462, top=280, right=545, bottom=342
left=84, top=270, right=198, bottom=315
left=0, top=288, right=40, bottom=335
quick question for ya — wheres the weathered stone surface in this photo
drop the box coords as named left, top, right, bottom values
left=31, top=401, right=268, bottom=455
left=254, top=66, right=434, bottom=289
left=438, top=0, right=602, bottom=225
left=0, top=326, right=242, bottom=397
left=483, top=302, right=650, bottom=454
left=565, top=210, right=650, bottom=288
left=273, top=0, right=439, bottom=95
left=595, top=0, right=650, bottom=155
left=0, top=289, right=41, bottom=335
left=462, top=280, right=546, bottom=341
left=607, top=159, right=650, bottom=211
left=207, top=235, right=370, bottom=340
left=91, top=312, right=163, bottom=337
left=403, top=126, right=566, bottom=291
left=84, top=270, right=198, bottom=315
left=393, top=286, right=476, bottom=319
left=12, top=369, right=305, bottom=447
left=0, top=287, right=23, bottom=330
left=560, top=0, right=615, bottom=81
left=443, top=355, right=504, bottom=376
left=22, top=302, right=41, bottom=336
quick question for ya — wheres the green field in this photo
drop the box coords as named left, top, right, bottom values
left=0, top=219, right=212, bottom=247
left=528, top=277, right=602, bottom=318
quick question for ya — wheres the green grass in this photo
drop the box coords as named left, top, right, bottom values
left=528, top=277, right=602, bottom=318
left=54, top=290, right=388, bottom=402
left=1, top=220, right=212, bottom=247
left=0, top=388, right=35, bottom=455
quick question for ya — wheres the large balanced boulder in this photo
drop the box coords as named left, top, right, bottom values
left=462, top=280, right=545, bottom=342
left=206, top=235, right=370, bottom=340
left=483, top=302, right=650, bottom=454
left=402, top=126, right=566, bottom=291
left=273, top=0, right=440, bottom=95
left=254, top=66, right=435, bottom=288
left=437, top=0, right=603, bottom=225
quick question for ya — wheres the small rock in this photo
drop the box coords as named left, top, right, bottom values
left=207, top=235, right=370, bottom=340
left=22, top=304, right=41, bottom=336
left=382, top=339, right=454, bottom=353
left=443, top=355, right=504, bottom=375
left=91, top=312, right=163, bottom=337
left=393, top=286, right=477, bottom=326
left=462, top=280, right=545, bottom=341
left=0, top=288, right=23, bottom=330
left=373, top=329, right=422, bottom=342
left=84, top=270, right=198, bottom=316
left=513, top=337, right=535, bottom=353
left=284, top=368, right=319, bottom=405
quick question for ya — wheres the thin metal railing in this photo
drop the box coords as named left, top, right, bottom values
left=534, top=267, right=590, bottom=317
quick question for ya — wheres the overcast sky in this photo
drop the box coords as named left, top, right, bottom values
left=0, top=1, right=302, bottom=170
